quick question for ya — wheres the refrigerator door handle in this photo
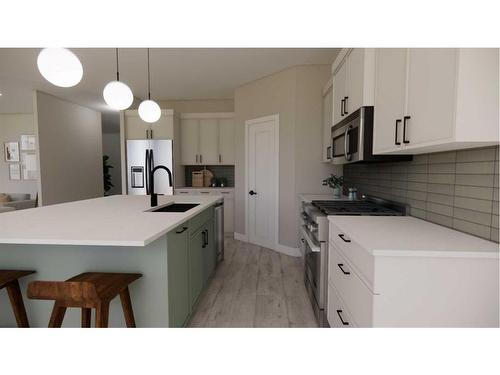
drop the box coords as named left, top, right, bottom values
left=145, top=149, right=150, bottom=194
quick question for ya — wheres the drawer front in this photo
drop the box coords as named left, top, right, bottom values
left=175, top=189, right=197, bottom=195
left=329, top=243, right=374, bottom=327
left=327, top=285, right=357, bottom=328
left=188, top=206, right=214, bottom=235
left=329, top=220, right=375, bottom=290
left=216, top=190, right=234, bottom=199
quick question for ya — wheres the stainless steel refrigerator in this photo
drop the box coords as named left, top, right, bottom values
left=126, top=139, right=174, bottom=195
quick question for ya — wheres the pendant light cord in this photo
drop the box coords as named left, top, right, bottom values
left=115, top=48, right=120, bottom=81
left=147, top=48, right=151, bottom=100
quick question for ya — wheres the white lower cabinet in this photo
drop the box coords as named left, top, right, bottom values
left=174, top=188, right=234, bottom=234
left=327, top=217, right=499, bottom=327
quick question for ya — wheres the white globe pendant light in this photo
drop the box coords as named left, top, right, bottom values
left=138, top=48, right=161, bottom=123
left=37, top=48, right=83, bottom=87
left=103, top=49, right=133, bottom=110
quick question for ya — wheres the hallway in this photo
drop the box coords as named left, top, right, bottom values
left=188, top=238, right=318, bottom=327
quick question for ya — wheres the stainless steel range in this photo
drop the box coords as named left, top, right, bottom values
left=300, top=195, right=408, bottom=327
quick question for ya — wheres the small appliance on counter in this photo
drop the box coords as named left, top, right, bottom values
left=300, top=195, right=409, bottom=327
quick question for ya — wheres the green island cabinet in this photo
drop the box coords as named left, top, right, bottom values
left=167, top=206, right=216, bottom=327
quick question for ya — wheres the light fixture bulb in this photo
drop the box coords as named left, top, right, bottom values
left=138, top=100, right=161, bottom=123
left=103, top=81, right=133, bottom=110
left=37, top=48, right=83, bottom=87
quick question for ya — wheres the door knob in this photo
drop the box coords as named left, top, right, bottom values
left=249, top=190, right=257, bottom=196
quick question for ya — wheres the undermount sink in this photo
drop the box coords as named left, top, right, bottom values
left=149, top=203, right=200, bottom=213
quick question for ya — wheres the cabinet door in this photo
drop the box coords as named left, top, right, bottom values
left=167, top=224, right=190, bottom=327
left=333, top=60, right=347, bottom=125
left=322, top=86, right=333, bottom=162
left=222, top=196, right=234, bottom=233
left=181, top=119, right=199, bottom=165
left=373, top=49, right=408, bottom=154
left=346, top=48, right=365, bottom=114
left=125, top=115, right=149, bottom=139
left=218, top=118, right=235, bottom=164
left=199, top=119, right=218, bottom=164
left=405, top=49, right=457, bottom=146
left=150, top=114, right=173, bottom=139
left=189, top=228, right=205, bottom=308
left=202, top=219, right=216, bottom=284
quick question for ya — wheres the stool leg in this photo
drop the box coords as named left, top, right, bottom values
left=6, top=280, right=30, bottom=328
left=119, top=287, right=136, bottom=328
left=81, top=308, right=91, bottom=328
left=95, top=302, right=109, bottom=328
left=49, top=302, right=66, bottom=328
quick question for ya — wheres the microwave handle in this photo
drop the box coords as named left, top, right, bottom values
left=344, top=125, right=352, bottom=161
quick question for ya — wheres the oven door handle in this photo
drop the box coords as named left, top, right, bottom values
left=344, top=125, right=352, bottom=161
left=300, top=226, right=321, bottom=253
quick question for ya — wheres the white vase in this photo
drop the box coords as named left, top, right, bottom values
left=333, top=187, right=341, bottom=198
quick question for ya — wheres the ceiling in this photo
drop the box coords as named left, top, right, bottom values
left=0, top=48, right=340, bottom=115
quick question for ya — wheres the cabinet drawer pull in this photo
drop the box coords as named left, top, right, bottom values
left=403, top=116, right=410, bottom=144
left=195, top=154, right=198, bottom=163
left=202, top=230, right=207, bottom=248
left=219, top=154, right=222, bottom=163
left=179, top=191, right=189, bottom=194
left=394, top=119, right=401, bottom=145
left=200, top=191, right=210, bottom=194
left=338, top=234, right=351, bottom=243
left=337, top=263, right=350, bottom=275
left=200, top=154, right=203, bottom=163
left=343, top=96, right=349, bottom=115
left=175, top=226, right=188, bottom=234
left=336, top=310, right=349, bottom=326
left=341, top=99, right=345, bottom=116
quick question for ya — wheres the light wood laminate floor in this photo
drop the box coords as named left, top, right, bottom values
left=188, top=238, right=318, bottom=328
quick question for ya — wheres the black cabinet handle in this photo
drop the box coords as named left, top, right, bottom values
left=249, top=190, right=257, bottom=196
left=344, top=96, right=349, bottom=115
left=337, top=263, right=350, bottom=275
left=338, top=234, right=351, bottom=243
left=202, top=230, right=206, bottom=248
left=341, top=99, right=345, bottom=116
left=175, top=226, right=188, bottom=234
left=403, top=116, right=411, bottom=144
left=336, top=310, right=349, bottom=326
left=395, top=119, right=401, bottom=145
left=204, top=229, right=209, bottom=247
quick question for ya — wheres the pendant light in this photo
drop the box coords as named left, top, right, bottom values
left=138, top=48, right=161, bottom=123
left=37, top=48, right=83, bottom=87
left=103, top=48, right=133, bottom=110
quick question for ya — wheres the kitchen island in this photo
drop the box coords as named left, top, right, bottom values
left=0, top=195, right=221, bottom=327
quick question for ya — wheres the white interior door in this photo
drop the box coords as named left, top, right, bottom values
left=247, top=115, right=278, bottom=249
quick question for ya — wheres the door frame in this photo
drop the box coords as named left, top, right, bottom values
left=244, top=114, right=280, bottom=250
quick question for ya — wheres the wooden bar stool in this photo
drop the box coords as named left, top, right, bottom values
left=0, top=270, right=36, bottom=328
left=27, top=272, right=142, bottom=328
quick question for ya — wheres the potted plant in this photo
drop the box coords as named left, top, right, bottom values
left=103, top=155, right=114, bottom=196
left=322, top=174, right=343, bottom=198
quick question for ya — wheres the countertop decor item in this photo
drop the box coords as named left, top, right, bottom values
left=322, top=174, right=343, bottom=198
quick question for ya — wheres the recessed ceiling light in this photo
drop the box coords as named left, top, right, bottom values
left=37, top=48, right=83, bottom=87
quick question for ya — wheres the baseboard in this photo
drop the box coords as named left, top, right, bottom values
left=234, top=232, right=248, bottom=242
left=233, top=233, right=301, bottom=258
left=275, top=243, right=301, bottom=258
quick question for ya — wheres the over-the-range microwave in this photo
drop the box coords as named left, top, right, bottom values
left=330, top=106, right=412, bottom=165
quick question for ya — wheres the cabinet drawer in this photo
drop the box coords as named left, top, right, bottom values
left=329, top=243, right=374, bottom=327
left=327, top=285, right=357, bottom=328
left=215, top=190, right=234, bottom=199
left=188, top=206, right=214, bottom=235
left=175, top=189, right=197, bottom=195
left=329, top=219, right=375, bottom=290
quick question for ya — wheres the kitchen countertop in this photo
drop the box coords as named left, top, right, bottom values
left=328, top=216, right=499, bottom=258
left=299, top=193, right=350, bottom=203
left=0, top=195, right=221, bottom=247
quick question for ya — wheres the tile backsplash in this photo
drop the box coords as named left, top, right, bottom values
left=184, top=165, right=235, bottom=187
left=344, top=146, right=499, bottom=243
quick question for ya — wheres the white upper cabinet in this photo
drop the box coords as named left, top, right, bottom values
left=180, top=118, right=199, bottom=165
left=218, top=118, right=235, bottom=164
left=373, top=48, right=499, bottom=155
left=123, top=109, right=174, bottom=140
left=373, top=49, right=408, bottom=154
left=199, top=118, right=218, bottom=164
left=180, top=113, right=235, bottom=165
left=322, top=77, right=333, bottom=162
left=332, top=48, right=375, bottom=126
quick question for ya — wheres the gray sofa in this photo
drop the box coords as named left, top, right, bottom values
left=0, top=193, right=37, bottom=211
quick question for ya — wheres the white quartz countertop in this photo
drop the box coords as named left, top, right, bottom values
left=0, top=195, right=221, bottom=247
left=299, top=194, right=350, bottom=203
left=328, top=216, right=499, bottom=258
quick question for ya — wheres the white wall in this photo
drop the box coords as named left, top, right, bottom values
left=234, top=65, right=342, bottom=249
left=102, top=132, right=122, bottom=195
left=0, top=113, right=38, bottom=197
left=34, top=91, right=103, bottom=206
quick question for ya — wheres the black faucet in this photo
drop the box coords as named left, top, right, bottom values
left=147, top=149, right=173, bottom=207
